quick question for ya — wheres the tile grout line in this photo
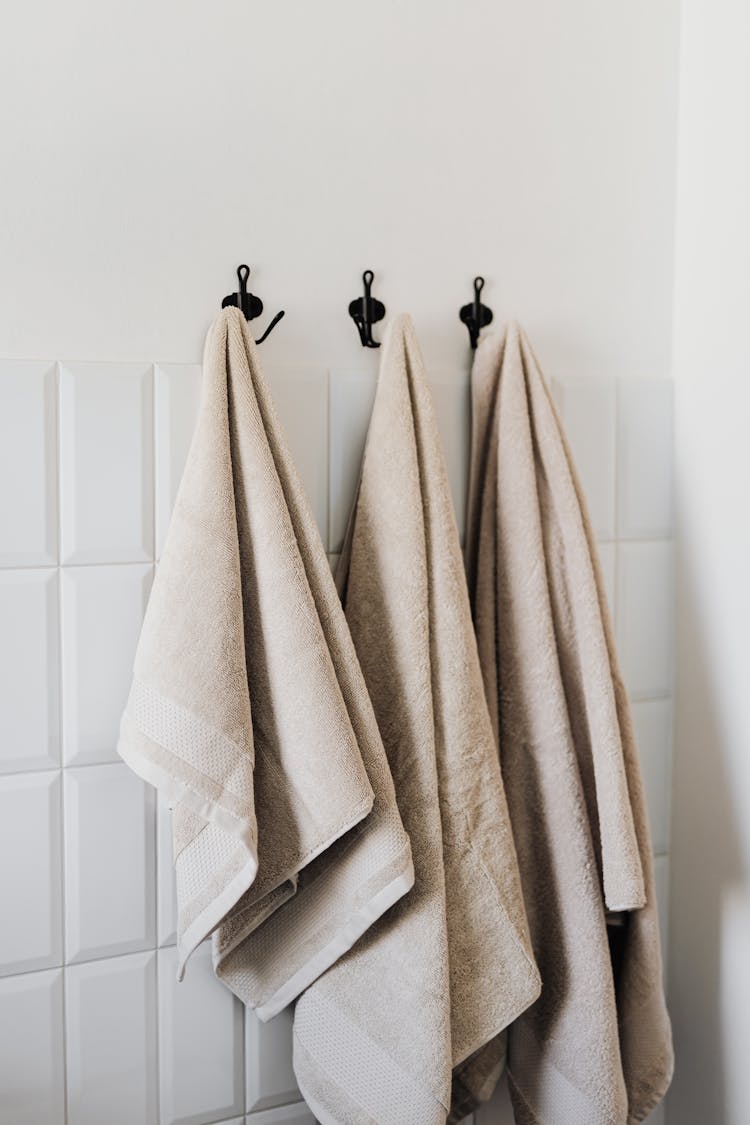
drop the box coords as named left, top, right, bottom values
left=154, top=915, right=162, bottom=1124
left=149, top=363, right=161, bottom=1125
left=54, top=360, right=71, bottom=1125
left=151, top=362, right=157, bottom=569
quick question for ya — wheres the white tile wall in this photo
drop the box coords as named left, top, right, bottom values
left=157, top=796, right=178, bottom=948
left=0, top=361, right=57, bottom=567
left=617, top=379, right=674, bottom=540
left=0, top=359, right=674, bottom=1123
left=59, top=363, right=154, bottom=564
left=617, top=541, right=675, bottom=700
left=159, top=944, right=244, bottom=1124
left=61, top=564, right=153, bottom=766
left=269, top=367, right=329, bottom=544
left=64, top=762, right=156, bottom=963
left=552, top=375, right=617, bottom=540
left=632, top=699, right=673, bottom=857
left=155, top=364, right=203, bottom=559
left=66, top=951, right=158, bottom=1125
left=0, top=569, right=60, bottom=772
left=246, top=1105, right=316, bottom=1125
left=0, top=968, right=65, bottom=1125
left=328, top=369, right=377, bottom=552
left=0, top=771, right=62, bottom=975
left=246, top=1007, right=299, bottom=1113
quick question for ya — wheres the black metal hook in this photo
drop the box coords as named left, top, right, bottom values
left=348, top=269, right=386, bottom=348
left=459, top=276, right=493, bottom=349
left=222, top=264, right=285, bottom=344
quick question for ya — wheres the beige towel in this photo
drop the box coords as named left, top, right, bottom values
left=465, top=322, right=674, bottom=1125
left=293, top=315, right=540, bottom=1125
left=118, top=307, right=414, bottom=1018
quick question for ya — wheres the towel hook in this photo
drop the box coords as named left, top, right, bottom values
left=459, top=276, right=493, bottom=349
left=348, top=269, right=386, bottom=348
left=222, top=264, right=285, bottom=344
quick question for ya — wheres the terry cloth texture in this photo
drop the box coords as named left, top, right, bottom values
left=293, top=315, right=541, bottom=1125
left=118, top=307, right=414, bottom=1019
left=465, top=322, right=674, bottom=1125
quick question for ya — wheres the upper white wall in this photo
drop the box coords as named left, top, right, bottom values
left=670, top=2, right=750, bottom=1123
left=0, top=0, right=679, bottom=376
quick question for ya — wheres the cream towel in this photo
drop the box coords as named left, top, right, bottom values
left=293, top=315, right=541, bottom=1125
left=465, top=322, right=674, bottom=1125
left=118, top=307, right=414, bottom=1018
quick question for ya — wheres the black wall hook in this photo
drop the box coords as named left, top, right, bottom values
left=459, top=276, right=493, bottom=349
left=348, top=270, right=385, bottom=348
left=222, top=264, right=285, bottom=344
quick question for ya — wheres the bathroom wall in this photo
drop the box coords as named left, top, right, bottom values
left=0, top=2, right=681, bottom=1123
left=0, top=357, right=674, bottom=1125
left=669, top=2, right=750, bottom=1123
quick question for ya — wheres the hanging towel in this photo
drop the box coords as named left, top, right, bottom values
left=118, top=306, right=414, bottom=1018
left=465, top=322, right=673, bottom=1125
left=293, top=315, right=541, bottom=1125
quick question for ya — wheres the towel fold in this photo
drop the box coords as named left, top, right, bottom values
left=293, top=315, right=541, bottom=1125
left=465, top=322, right=673, bottom=1125
left=118, top=307, right=413, bottom=1018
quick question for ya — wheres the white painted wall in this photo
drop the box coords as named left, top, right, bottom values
left=670, top=3, right=750, bottom=1123
left=0, top=0, right=679, bottom=377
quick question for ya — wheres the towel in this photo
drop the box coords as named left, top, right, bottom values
left=293, top=315, right=541, bottom=1125
left=118, top=307, right=414, bottom=1018
left=465, top=322, right=674, bottom=1125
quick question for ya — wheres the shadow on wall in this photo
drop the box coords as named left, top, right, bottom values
left=669, top=493, right=748, bottom=1125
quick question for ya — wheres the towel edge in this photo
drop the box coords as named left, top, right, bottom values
left=250, top=849, right=416, bottom=1020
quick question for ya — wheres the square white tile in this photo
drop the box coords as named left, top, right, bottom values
left=616, top=541, right=674, bottom=700
left=328, top=369, right=377, bottom=553
left=65, top=951, right=157, bottom=1125
left=617, top=378, right=673, bottom=539
left=631, top=699, right=672, bottom=856
left=0, top=772, right=62, bottom=975
left=61, top=564, right=152, bottom=766
left=159, top=943, right=245, bottom=1124
left=0, top=361, right=57, bottom=567
left=157, top=796, right=177, bottom=947
left=552, top=376, right=616, bottom=540
left=431, top=372, right=470, bottom=545
left=64, top=762, right=156, bottom=962
left=267, top=367, right=328, bottom=545
left=154, top=363, right=203, bottom=558
left=246, top=1005, right=299, bottom=1112
left=0, top=569, right=60, bottom=773
left=0, top=968, right=64, bottom=1125
left=59, top=362, right=153, bottom=564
